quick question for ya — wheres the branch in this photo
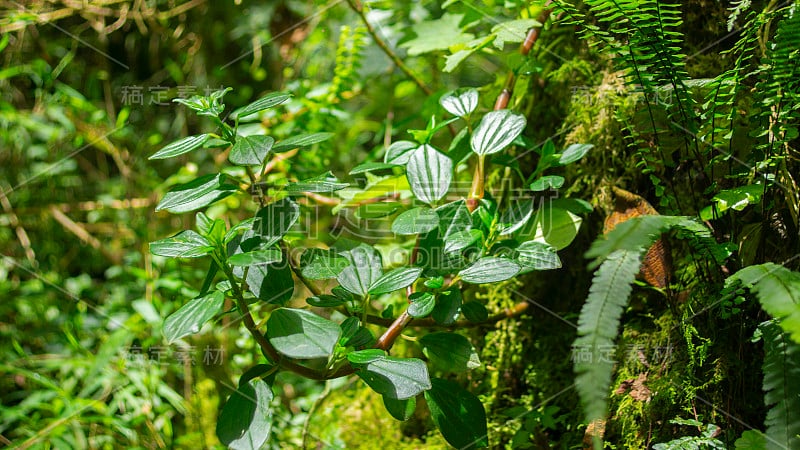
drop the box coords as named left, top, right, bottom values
left=346, top=0, right=433, bottom=96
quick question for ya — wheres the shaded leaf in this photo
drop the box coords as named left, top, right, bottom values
left=150, top=134, right=209, bottom=160
left=156, top=174, right=238, bottom=213
left=424, top=378, right=488, bottom=448
left=163, top=291, right=224, bottom=343
left=229, top=135, right=274, bottom=166
left=216, top=377, right=274, bottom=450
left=420, top=332, right=480, bottom=372
left=267, top=308, right=341, bottom=359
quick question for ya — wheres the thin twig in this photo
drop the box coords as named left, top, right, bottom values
left=346, top=0, right=433, bottom=96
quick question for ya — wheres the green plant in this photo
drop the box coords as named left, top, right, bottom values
left=574, top=216, right=800, bottom=449
left=148, top=86, right=591, bottom=448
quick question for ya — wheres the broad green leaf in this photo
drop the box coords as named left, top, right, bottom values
left=700, top=184, right=765, bottom=220
left=440, top=88, right=479, bottom=117
left=216, top=377, right=273, bottom=450
left=337, top=244, right=383, bottom=296
left=150, top=230, right=213, bottom=258
left=459, top=257, right=520, bottom=284
left=392, top=207, right=439, bottom=235
left=399, top=13, right=475, bottom=56
left=307, top=294, right=347, bottom=307
left=149, top=134, right=209, bottom=160
left=253, top=198, right=300, bottom=246
left=432, top=289, right=462, bottom=325
left=420, top=332, right=480, bottom=372
left=558, top=143, right=593, bottom=165
left=243, top=260, right=294, bottom=305
left=156, top=174, right=238, bottom=213
left=491, top=18, right=541, bottom=49
left=229, top=135, right=274, bottom=166
left=383, top=396, right=416, bottom=421
left=285, top=171, right=349, bottom=194
left=235, top=91, right=291, bottom=118
left=408, top=292, right=436, bottom=318
left=461, top=301, right=488, bottom=322
left=335, top=175, right=411, bottom=212
left=530, top=175, right=565, bottom=192
left=271, top=132, right=333, bottom=153
left=498, top=198, right=534, bottom=236
left=340, top=319, right=375, bottom=348
left=529, top=205, right=582, bottom=250
left=369, top=267, right=423, bottom=295
left=516, top=241, right=561, bottom=270
left=300, top=249, right=350, bottom=279
left=424, top=276, right=445, bottom=289
left=349, top=162, right=399, bottom=174
left=444, top=229, right=482, bottom=253
left=355, top=201, right=402, bottom=219
left=444, top=47, right=478, bottom=73
left=163, top=291, right=224, bottom=343
left=267, top=308, right=341, bottom=359
left=347, top=349, right=387, bottom=364
left=384, top=141, right=417, bottom=165
left=424, top=378, right=488, bottom=448
left=351, top=355, right=431, bottom=399
left=471, top=110, right=526, bottom=156
left=436, top=200, right=472, bottom=241
left=406, top=145, right=452, bottom=205
left=227, top=248, right=282, bottom=266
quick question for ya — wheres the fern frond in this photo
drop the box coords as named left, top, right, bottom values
left=727, top=263, right=800, bottom=345
left=576, top=215, right=723, bottom=446
left=586, top=215, right=712, bottom=268
left=759, top=321, right=800, bottom=450
left=574, top=248, right=642, bottom=426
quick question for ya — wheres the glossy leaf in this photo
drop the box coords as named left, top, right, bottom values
left=440, top=88, right=479, bottom=117
left=163, top=291, right=224, bottom=343
left=216, top=377, right=273, bottom=450
left=470, top=110, right=526, bottom=156
left=229, top=135, right=274, bottom=166
left=285, top=171, right=348, bottom=194
left=436, top=200, right=472, bottom=241
left=349, top=162, right=399, bottom=174
left=425, top=378, right=488, bottom=449
left=300, top=249, right=350, bottom=279
left=235, top=91, right=292, bottom=118
left=347, top=349, right=387, bottom=364
left=337, top=244, right=383, bottom=296
left=155, top=174, right=238, bottom=213
left=271, top=132, right=333, bottom=153
left=351, top=355, right=431, bottom=399
left=368, top=267, right=423, bottom=295
left=498, top=198, right=534, bottom=236
left=243, top=260, right=294, bottom=305
left=383, top=396, right=416, bottom=421
left=420, top=332, right=481, bottom=373
left=432, top=289, right=462, bottom=325
left=150, top=230, right=213, bottom=258
left=150, top=134, right=209, bottom=160
left=558, top=143, right=593, bottom=165
left=306, top=294, right=347, bottom=308
left=530, top=175, right=565, bottom=192
left=227, top=248, right=282, bottom=266
left=384, top=140, right=417, bottom=164
left=444, top=229, right=482, bottom=253
left=406, top=145, right=452, bottom=205
left=253, top=198, right=300, bottom=246
left=461, top=301, right=488, bottom=322
left=267, top=308, right=341, bottom=359
left=391, top=207, right=439, bottom=235
left=516, top=241, right=561, bottom=270
left=459, top=257, right=520, bottom=284
left=408, top=292, right=436, bottom=318
left=530, top=205, right=582, bottom=250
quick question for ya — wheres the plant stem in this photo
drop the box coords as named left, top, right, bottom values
left=346, top=0, right=433, bottom=96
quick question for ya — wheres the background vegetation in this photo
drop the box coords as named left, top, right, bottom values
left=1, top=0, right=798, bottom=448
